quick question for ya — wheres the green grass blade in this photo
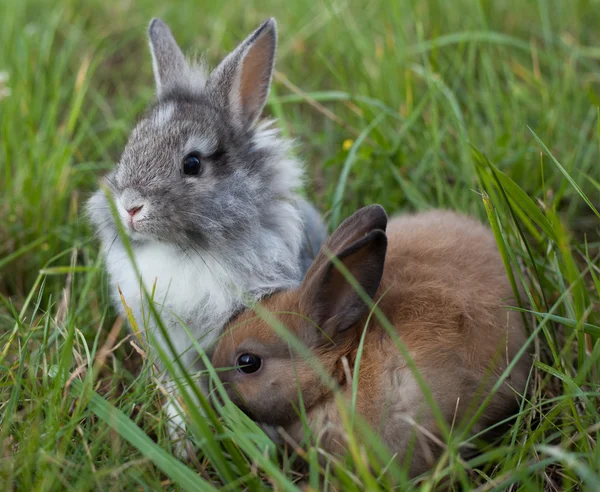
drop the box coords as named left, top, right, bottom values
left=70, top=380, right=216, bottom=492
left=529, top=127, right=600, bottom=220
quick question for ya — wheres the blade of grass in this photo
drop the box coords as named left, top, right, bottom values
left=70, top=380, right=216, bottom=492
left=529, top=127, right=600, bottom=220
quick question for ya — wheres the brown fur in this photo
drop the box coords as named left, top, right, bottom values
left=212, top=206, right=531, bottom=476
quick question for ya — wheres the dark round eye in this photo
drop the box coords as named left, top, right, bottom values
left=183, top=153, right=202, bottom=175
left=236, top=353, right=262, bottom=374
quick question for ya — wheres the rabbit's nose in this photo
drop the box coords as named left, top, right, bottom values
left=127, top=205, right=143, bottom=217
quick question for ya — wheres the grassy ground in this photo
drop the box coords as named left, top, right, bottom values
left=1, top=0, right=600, bottom=489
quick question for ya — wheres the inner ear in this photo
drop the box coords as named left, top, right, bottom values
left=238, top=25, right=276, bottom=124
left=207, top=19, right=277, bottom=128
left=301, top=229, right=387, bottom=343
left=303, top=205, right=388, bottom=284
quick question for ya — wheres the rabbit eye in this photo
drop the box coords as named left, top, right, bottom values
left=183, top=153, right=202, bottom=175
left=236, top=353, right=262, bottom=374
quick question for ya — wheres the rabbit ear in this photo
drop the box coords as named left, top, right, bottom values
left=148, top=18, right=190, bottom=98
left=299, top=205, right=388, bottom=343
left=317, top=205, right=387, bottom=259
left=207, top=19, right=277, bottom=128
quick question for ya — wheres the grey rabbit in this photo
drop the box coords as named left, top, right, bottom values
left=87, top=17, right=327, bottom=447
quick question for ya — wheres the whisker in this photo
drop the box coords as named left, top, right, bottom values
left=105, top=233, right=120, bottom=257
left=187, top=235, right=231, bottom=279
left=174, top=238, right=230, bottom=296
left=180, top=212, right=223, bottom=227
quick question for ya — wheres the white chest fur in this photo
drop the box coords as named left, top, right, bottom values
left=105, top=240, right=237, bottom=365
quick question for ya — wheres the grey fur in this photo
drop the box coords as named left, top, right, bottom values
left=148, top=19, right=191, bottom=97
left=298, top=200, right=328, bottom=274
left=87, top=17, right=327, bottom=392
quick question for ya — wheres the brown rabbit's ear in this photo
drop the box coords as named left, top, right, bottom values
left=299, top=205, right=388, bottom=344
left=320, top=204, right=388, bottom=258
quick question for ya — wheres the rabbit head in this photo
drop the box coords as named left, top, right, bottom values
left=212, top=205, right=388, bottom=425
left=88, top=18, right=303, bottom=253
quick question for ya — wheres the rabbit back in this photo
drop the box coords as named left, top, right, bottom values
left=292, top=210, right=530, bottom=474
left=380, top=211, right=527, bottom=374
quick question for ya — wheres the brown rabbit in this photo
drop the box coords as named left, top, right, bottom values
left=212, top=205, right=531, bottom=476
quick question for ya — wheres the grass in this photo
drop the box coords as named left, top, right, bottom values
left=1, top=0, right=600, bottom=489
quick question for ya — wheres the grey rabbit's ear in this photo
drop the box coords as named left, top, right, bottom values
left=148, top=18, right=204, bottom=98
left=207, top=19, right=277, bottom=128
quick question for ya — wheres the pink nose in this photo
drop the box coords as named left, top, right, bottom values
left=127, top=205, right=143, bottom=217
